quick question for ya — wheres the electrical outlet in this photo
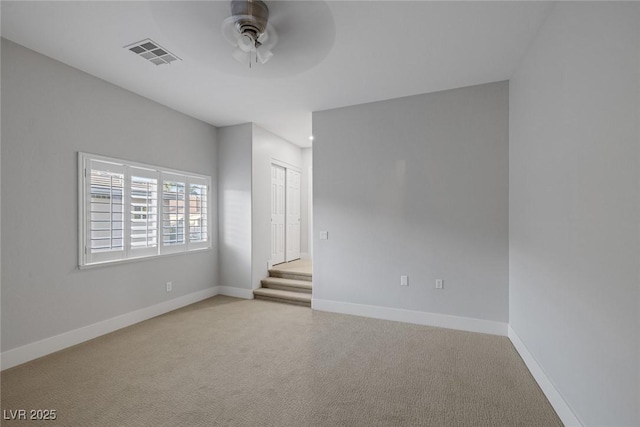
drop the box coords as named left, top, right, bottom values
left=436, top=279, right=443, bottom=289
left=320, top=231, right=329, bottom=240
left=400, top=275, right=408, bottom=286
left=166, top=281, right=173, bottom=292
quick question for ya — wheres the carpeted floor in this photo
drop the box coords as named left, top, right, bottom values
left=1, top=296, right=562, bottom=426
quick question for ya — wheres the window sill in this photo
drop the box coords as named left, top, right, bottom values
left=78, top=246, right=213, bottom=270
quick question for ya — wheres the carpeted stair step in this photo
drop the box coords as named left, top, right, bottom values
left=261, top=277, right=312, bottom=293
left=253, top=288, right=311, bottom=307
left=268, top=269, right=312, bottom=282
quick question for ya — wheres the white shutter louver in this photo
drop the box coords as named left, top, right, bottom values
left=130, top=167, right=159, bottom=257
left=161, top=173, right=186, bottom=254
left=188, top=178, right=209, bottom=250
left=86, top=160, right=125, bottom=264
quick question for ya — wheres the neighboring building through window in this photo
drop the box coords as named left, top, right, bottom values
left=79, top=153, right=211, bottom=267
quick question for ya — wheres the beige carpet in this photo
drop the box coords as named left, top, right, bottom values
left=271, top=259, right=312, bottom=275
left=1, top=296, right=561, bottom=426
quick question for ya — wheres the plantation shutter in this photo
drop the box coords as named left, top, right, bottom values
left=86, top=159, right=125, bottom=264
left=79, top=153, right=212, bottom=267
left=161, top=172, right=186, bottom=254
left=129, top=167, right=159, bottom=258
left=187, top=177, right=209, bottom=250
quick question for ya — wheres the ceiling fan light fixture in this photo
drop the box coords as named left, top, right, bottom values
left=222, top=0, right=277, bottom=68
left=238, top=34, right=255, bottom=52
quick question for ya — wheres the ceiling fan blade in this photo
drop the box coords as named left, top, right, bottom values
left=256, top=46, right=273, bottom=64
left=258, top=24, right=278, bottom=50
left=221, top=16, right=241, bottom=46
left=231, top=48, right=250, bottom=64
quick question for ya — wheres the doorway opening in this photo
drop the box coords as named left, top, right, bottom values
left=270, top=162, right=301, bottom=266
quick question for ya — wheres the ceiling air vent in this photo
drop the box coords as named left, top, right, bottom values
left=124, top=38, right=181, bottom=66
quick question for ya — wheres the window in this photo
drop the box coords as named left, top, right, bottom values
left=79, top=153, right=211, bottom=267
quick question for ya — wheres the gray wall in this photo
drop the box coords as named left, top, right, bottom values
left=217, top=123, right=303, bottom=292
left=300, top=147, right=312, bottom=258
left=1, top=39, right=218, bottom=352
left=0, top=38, right=3, bottom=350
left=313, top=81, right=509, bottom=322
left=251, top=124, right=302, bottom=289
left=217, top=123, right=253, bottom=290
left=509, top=3, right=639, bottom=426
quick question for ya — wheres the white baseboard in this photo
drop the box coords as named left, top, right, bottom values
left=219, top=286, right=254, bottom=300
left=508, top=326, right=582, bottom=426
left=300, top=252, right=311, bottom=260
left=1, top=287, right=220, bottom=371
left=312, top=298, right=507, bottom=336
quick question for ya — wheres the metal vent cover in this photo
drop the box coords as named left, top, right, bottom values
left=124, top=38, right=181, bottom=66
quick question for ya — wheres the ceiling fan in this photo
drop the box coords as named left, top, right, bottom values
left=221, top=0, right=278, bottom=67
left=150, top=0, right=334, bottom=77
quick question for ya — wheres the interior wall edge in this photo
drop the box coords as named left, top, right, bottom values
left=508, top=325, right=583, bottom=427
left=218, top=286, right=255, bottom=300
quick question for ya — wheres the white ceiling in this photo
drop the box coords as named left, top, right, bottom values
left=1, top=1, right=553, bottom=148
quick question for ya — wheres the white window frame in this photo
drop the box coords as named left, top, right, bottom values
left=79, top=152, right=211, bottom=268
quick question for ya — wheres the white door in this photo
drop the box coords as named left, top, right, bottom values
left=286, top=169, right=301, bottom=262
left=271, top=164, right=286, bottom=265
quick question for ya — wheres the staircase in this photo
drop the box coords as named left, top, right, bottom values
left=253, top=262, right=312, bottom=307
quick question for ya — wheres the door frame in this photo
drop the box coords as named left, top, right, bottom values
left=285, top=168, right=301, bottom=262
left=270, top=163, right=286, bottom=266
